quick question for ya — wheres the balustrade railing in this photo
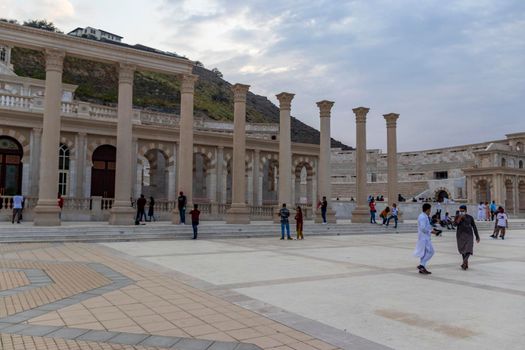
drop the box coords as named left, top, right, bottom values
left=0, top=94, right=32, bottom=109
left=101, top=198, right=114, bottom=210
left=63, top=197, right=91, bottom=210
left=250, top=205, right=275, bottom=217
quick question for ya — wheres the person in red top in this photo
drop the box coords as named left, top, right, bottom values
left=190, top=204, right=201, bottom=239
left=57, top=193, right=64, bottom=219
left=295, top=206, right=304, bottom=240
left=369, top=198, right=377, bottom=224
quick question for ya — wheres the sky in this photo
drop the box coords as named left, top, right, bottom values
left=2, top=0, right=525, bottom=152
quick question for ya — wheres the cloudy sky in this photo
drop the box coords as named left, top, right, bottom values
left=3, top=0, right=524, bottom=151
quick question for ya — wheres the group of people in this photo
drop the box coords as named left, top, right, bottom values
left=477, top=201, right=498, bottom=221
left=369, top=198, right=399, bottom=228
left=414, top=202, right=509, bottom=275
left=134, top=195, right=157, bottom=224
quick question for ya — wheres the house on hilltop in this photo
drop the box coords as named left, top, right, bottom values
left=68, top=27, right=123, bottom=43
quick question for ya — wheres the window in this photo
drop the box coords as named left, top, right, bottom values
left=434, top=171, right=448, bottom=180
left=520, top=160, right=523, bottom=169
left=501, top=158, right=506, bottom=167
left=370, top=173, right=377, bottom=182
left=58, top=144, right=70, bottom=196
left=0, top=47, right=6, bottom=62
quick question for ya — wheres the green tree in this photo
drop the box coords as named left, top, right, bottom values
left=211, top=68, right=223, bottom=78
left=22, top=19, right=62, bottom=33
left=0, top=18, right=19, bottom=24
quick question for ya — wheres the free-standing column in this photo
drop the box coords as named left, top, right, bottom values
left=75, top=132, right=87, bottom=198
left=109, top=63, right=136, bottom=225
left=351, top=107, right=371, bottom=223
left=253, top=149, right=261, bottom=206
left=226, top=84, right=251, bottom=224
left=34, top=49, right=65, bottom=226
left=29, top=128, right=42, bottom=197
left=277, top=92, right=294, bottom=206
left=384, top=113, right=399, bottom=204
left=314, top=100, right=337, bottom=223
left=172, top=74, right=198, bottom=224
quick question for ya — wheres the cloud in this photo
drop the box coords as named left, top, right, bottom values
left=2, top=0, right=75, bottom=22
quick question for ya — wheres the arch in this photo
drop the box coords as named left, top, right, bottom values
left=90, top=145, right=116, bottom=198
left=0, top=136, right=23, bottom=195
left=474, top=178, right=491, bottom=204
left=141, top=149, right=169, bottom=200
left=86, top=137, right=116, bottom=166
left=519, top=180, right=525, bottom=213
left=262, top=155, right=279, bottom=205
left=434, top=187, right=451, bottom=202
left=138, top=142, right=174, bottom=167
left=505, top=179, right=514, bottom=212
left=0, top=128, right=30, bottom=160
left=193, top=152, right=212, bottom=203
left=293, top=159, right=315, bottom=206
left=58, top=143, right=70, bottom=196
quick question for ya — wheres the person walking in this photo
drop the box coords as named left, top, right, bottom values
left=177, top=191, right=187, bottom=224
left=320, top=196, right=328, bottom=224
left=490, top=201, right=497, bottom=221
left=369, top=198, right=377, bottom=224
left=279, top=203, right=292, bottom=240
left=386, top=203, right=399, bottom=229
left=190, top=204, right=200, bottom=239
left=135, top=194, right=147, bottom=224
left=477, top=202, right=484, bottom=221
left=455, top=205, right=480, bottom=270
left=147, top=196, right=156, bottom=222
left=491, top=207, right=508, bottom=240
left=57, top=193, right=64, bottom=220
left=295, top=206, right=304, bottom=240
left=11, top=193, right=24, bottom=224
left=414, top=203, right=437, bottom=274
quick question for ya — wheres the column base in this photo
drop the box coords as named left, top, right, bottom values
left=226, top=203, right=250, bottom=224
left=33, top=202, right=61, bottom=226
left=351, top=206, right=371, bottom=223
left=314, top=209, right=337, bottom=223
left=109, top=202, right=135, bottom=225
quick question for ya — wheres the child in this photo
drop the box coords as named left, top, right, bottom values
left=386, top=203, right=399, bottom=228
left=295, top=206, right=304, bottom=240
left=190, top=204, right=200, bottom=239
left=491, top=207, right=508, bottom=240
left=380, top=206, right=390, bottom=225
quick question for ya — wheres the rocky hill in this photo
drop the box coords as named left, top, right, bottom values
left=10, top=39, right=352, bottom=149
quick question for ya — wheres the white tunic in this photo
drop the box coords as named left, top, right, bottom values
left=477, top=205, right=484, bottom=220
left=413, top=212, right=433, bottom=258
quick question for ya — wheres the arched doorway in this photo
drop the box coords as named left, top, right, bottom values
left=476, top=179, right=490, bottom=203
left=262, top=159, right=279, bottom=205
left=91, top=145, right=116, bottom=198
left=142, top=149, right=169, bottom=199
left=435, top=189, right=450, bottom=203
left=294, top=162, right=314, bottom=205
left=505, top=179, right=514, bottom=212
left=0, top=136, right=23, bottom=196
left=519, top=181, right=525, bottom=214
left=193, top=153, right=211, bottom=203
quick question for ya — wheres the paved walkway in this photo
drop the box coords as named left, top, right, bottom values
left=0, top=226, right=523, bottom=349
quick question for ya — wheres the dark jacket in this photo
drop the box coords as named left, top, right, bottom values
left=456, top=214, right=479, bottom=255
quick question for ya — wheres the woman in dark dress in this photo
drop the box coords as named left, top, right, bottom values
left=454, top=205, right=480, bottom=270
left=147, top=196, right=156, bottom=222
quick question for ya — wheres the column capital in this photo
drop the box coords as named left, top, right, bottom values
left=32, top=127, right=42, bottom=135
left=276, top=92, right=295, bottom=110
left=352, top=107, right=370, bottom=123
left=383, top=113, right=399, bottom=128
left=316, top=100, right=335, bottom=118
left=232, top=83, right=250, bottom=102
left=77, top=131, right=87, bottom=137
left=118, top=63, right=136, bottom=84
left=181, top=74, right=198, bottom=94
left=45, top=49, right=65, bottom=73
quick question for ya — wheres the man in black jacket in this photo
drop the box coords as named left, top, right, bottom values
left=177, top=191, right=187, bottom=224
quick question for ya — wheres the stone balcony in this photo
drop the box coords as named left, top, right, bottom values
left=0, top=91, right=279, bottom=136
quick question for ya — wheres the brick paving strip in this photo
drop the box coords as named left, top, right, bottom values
left=0, top=259, right=259, bottom=350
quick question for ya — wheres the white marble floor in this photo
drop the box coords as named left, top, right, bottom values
left=104, top=229, right=525, bottom=350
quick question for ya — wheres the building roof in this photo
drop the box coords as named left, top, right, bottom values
left=67, top=27, right=123, bottom=39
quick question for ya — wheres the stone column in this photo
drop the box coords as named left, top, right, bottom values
left=109, top=63, right=136, bottom=225
left=351, top=107, right=371, bottom=223
left=216, top=146, right=224, bottom=204
left=314, top=100, right=336, bottom=223
left=226, top=84, right=251, bottom=224
left=384, top=113, right=399, bottom=204
left=29, top=128, right=42, bottom=197
left=253, top=149, right=260, bottom=206
left=34, top=49, right=65, bottom=226
left=172, top=74, right=198, bottom=224
left=75, top=132, right=87, bottom=198
left=277, top=92, right=294, bottom=207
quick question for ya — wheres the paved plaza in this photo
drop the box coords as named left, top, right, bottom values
left=0, top=226, right=524, bottom=350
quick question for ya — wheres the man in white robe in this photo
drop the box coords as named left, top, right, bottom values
left=477, top=202, right=484, bottom=221
left=414, top=203, right=436, bottom=274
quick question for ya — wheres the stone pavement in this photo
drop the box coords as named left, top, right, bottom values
left=0, top=241, right=350, bottom=350
left=1, top=226, right=524, bottom=350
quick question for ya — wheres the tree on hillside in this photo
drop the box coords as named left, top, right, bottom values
left=211, top=68, right=223, bottom=78
left=22, top=19, right=62, bottom=33
left=0, top=19, right=19, bottom=24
